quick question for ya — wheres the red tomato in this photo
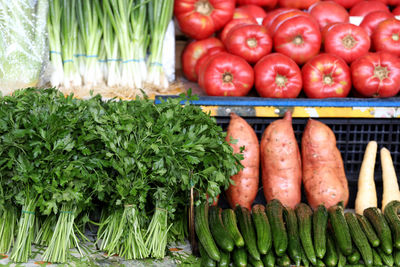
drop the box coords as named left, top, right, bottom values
left=254, top=53, right=302, bottom=98
left=262, top=8, right=296, bottom=29
left=174, top=0, right=235, bottom=40
left=324, top=23, right=371, bottom=63
left=331, top=0, right=362, bottom=9
left=321, top=22, right=343, bottom=44
left=181, top=38, right=224, bottom=82
left=198, top=52, right=254, bottom=96
left=302, top=53, right=351, bottom=98
left=375, top=0, right=400, bottom=6
left=349, top=1, right=389, bottom=17
left=237, top=0, right=277, bottom=9
left=393, top=6, right=400, bottom=16
left=351, top=51, right=400, bottom=97
left=274, top=16, right=321, bottom=65
left=360, top=11, right=394, bottom=36
left=225, top=24, right=273, bottom=64
left=373, top=18, right=400, bottom=56
left=278, top=0, right=319, bottom=10
left=268, top=10, right=314, bottom=36
left=220, top=18, right=257, bottom=43
left=234, top=5, right=268, bottom=20
left=308, top=1, right=349, bottom=30
left=195, top=47, right=225, bottom=77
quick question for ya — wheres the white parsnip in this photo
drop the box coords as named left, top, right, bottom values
left=381, top=147, right=400, bottom=212
left=355, top=141, right=378, bottom=215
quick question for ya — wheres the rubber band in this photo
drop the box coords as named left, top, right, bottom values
left=98, top=59, right=107, bottom=63
left=74, top=54, right=86, bottom=57
left=63, top=59, right=73, bottom=64
left=59, top=211, right=74, bottom=214
left=149, top=62, right=163, bottom=67
left=50, top=51, right=62, bottom=55
left=122, top=58, right=145, bottom=64
left=22, top=210, right=35, bottom=215
left=85, top=55, right=98, bottom=58
left=155, top=207, right=168, bottom=212
left=106, top=59, right=122, bottom=62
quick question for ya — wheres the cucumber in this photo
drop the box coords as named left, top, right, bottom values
left=235, top=206, right=260, bottom=261
left=195, top=202, right=220, bottom=261
left=252, top=204, right=271, bottom=255
left=283, top=207, right=301, bottom=266
left=249, top=255, right=264, bottom=267
left=336, top=240, right=347, bottom=267
left=384, top=200, right=400, bottom=249
left=377, top=246, right=394, bottom=266
left=364, top=207, right=393, bottom=255
left=394, top=249, right=400, bottom=266
left=347, top=248, right=360, bottom=264
left=233, top=247, right=247, bottom=267
left=209, top=206, right=234, bottom=252
left=262, top=249, right=275, bottom=267
left=300, top=245, right=310, bottom=267
left=315, top=259, right=326, bottom=266
left=221, top=209, right=245, bottom=248
left=218, top=251, right=230, bottom=267
left=295, top=203, right=317, bottom=265
left=265, top=199, right=288, bottom=257
left=277, top=253, right=290, bottom=267
left=328, top=204, right=352, bottom=256
left=345, top=212, right=373, bottom=267
left=313, top=205, right=328, bottom=259
left=356, top=214, right=380, bottom=247
left=373, top=248, right=383, bottom=266
left=199, top=242, right=217, bottom=267
left=324, top=231, right=338, bottom=267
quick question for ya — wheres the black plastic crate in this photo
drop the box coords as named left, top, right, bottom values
left=215, top=117, right=400, bottom=209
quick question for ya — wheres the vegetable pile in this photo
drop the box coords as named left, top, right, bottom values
left=196, top=199, right=400, bottom=267
left=177, top=0, right=400, bottom=98
left=0, top=88, right=243, bottom=263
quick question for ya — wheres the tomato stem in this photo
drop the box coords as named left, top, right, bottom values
left=293, top=35, right=303, bottom=45
left=195, top=0, right=213, bottom=16
left=275, top=74, right=288, bottom=87
left=373, top=66, right=390, bottom=81
left=247, top=38, right=258, bottom=48
left=392, top=33, right=399, bottom=42
left=222, top=72, right=233, bottom=83
left=342, top=34, right=356, bottom=49
left=323, top=74, right=333, bottom=85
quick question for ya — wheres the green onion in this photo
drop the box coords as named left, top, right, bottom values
left=48, top=0, right=64, bottom=87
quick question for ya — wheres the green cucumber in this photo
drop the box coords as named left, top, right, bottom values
left=195, top=203, right=220, bottom=261
left=295, top=203, right=317, bottom=265
left=235, top=206, right=260, bottom=261
left=300, top=245, right=310, bottom=267
left=324, top=231, right=338, bottom=267
left=218, top=251, right=230, bottom=267
left=336, top=240, right=347, bottom=267
left=277, top=253, right=290, bottom=267
left=394, top=249, right=400, bottom=266
left=377, top=246, right=394, bottom=266
left=209, top=206, right=234, bottom=252
left=384, top=200, right=400, bottom=249
left=373, top=248, right=383, bottom=266
left=249, top=255, right=264, bottom=267
left=199, top=242, right=216, bottom=267
left=345, top=212, right=373, bottom=266
left=265, top=199, right=288, bottom=257
left=356, top=214, right=380, bottom=247
left=328, top=204, right=352, bottom=256
left=315, top=259, right=326, bottom=266
left=221, top=209, right=245, bottom=248
left=262, top=249, right=275, bottom=267
left=252, top=204, right=271, bottom=255
left=313, top=205, right=328, bottom=259
left=364, top=207, right=393, bottom=255
left=283, top=207, right=301, bottom=266
left=347, top=248, right=360, bottom=264
left=233, top=247, right=247, bottom=267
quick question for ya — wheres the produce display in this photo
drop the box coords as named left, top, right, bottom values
left=178, top=0, right=400, bottom=98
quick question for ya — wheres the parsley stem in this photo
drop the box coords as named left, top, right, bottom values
left=0, top=206, right=17, bottom=254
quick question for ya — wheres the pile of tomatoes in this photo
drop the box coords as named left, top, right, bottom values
left=175, top=0, right=400, bottom=98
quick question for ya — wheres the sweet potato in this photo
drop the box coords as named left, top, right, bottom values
left=302, top=119, right=349, bottom=209
left=225, top=113, right=259, bottom=210
left=260, top=111, right=302, bottom=209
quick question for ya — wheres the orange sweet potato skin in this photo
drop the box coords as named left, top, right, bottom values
left=260, top=111, right=302, bottom=209
left=302, top=119, right=349, bottom=209
left=225, top=113, right=259, bottom=210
